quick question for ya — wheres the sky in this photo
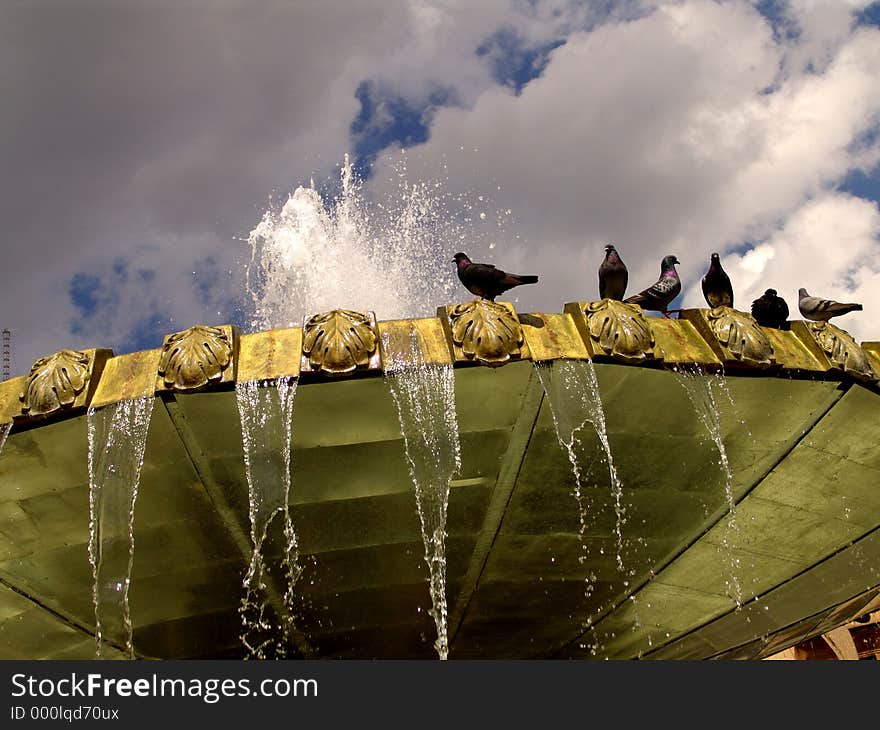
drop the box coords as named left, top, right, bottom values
left=1, top=0, right=879, bottom=376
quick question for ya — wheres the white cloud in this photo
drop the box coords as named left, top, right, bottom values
left=0, top=0, right=611, bottom=372
left=368, top=0, right=880, bottom=340
left=710, top=193, right=880, bottom=342
left=2, top=0, right=880, bottom=375
left=776, top=0, right=875, bottom=75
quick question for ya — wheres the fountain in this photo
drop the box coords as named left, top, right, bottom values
left=383, top=326, right=461, bottom=659
left=0, top=302, right=878, bottom=659
left=245, top=154, right=498, bottom=330
left=86, top=396, right=155, bottom=658
left=235, top=376, right=305, bottom=659
left=673, top=366, right=743, bottom=608
left=533, top=359, right=633, bottom=642
left=1, top=158, right=879, bottom=659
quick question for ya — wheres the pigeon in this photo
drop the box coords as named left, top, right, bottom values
left=452, top=252, right=539, bottom=302
left=598, top=244, right=628, bottom=300
left=797, top=288, right=863, bottom=322
left=701, top=252, right=734, bottom=308
left=624, top=255, right=681, bottom=316
left=751, top=289, right=789, bottom=329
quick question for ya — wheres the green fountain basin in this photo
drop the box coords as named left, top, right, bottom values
left=0, top=303, right=878, bottom=659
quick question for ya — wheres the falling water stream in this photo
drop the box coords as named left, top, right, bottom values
left=86, top=396, right=155, bottom=658
left=383, top=327, right=461, bottom=659
left=673, top=366, right=743, bottom=608
left=533, top=359, right=633, bottom=638
left=235, top=377, right=304, bottom=659
left=0, top=422, right=10, bottom=455
left=241, top=155, right=502, bottom=658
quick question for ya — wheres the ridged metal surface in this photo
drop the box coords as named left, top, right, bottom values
left=0, top=306, right=878, bottom=658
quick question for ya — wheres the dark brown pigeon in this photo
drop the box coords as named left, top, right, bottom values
left=624, top=255, right=681, bottom=316
left=798, top=288, right=863, bottom=322
left=751, top=289, right=789, bottom=329
left=701, top=252, right=734, bottom=308
left=453, top=252, right=538, bottom=301
left=598, top=244, right=628, bottom=300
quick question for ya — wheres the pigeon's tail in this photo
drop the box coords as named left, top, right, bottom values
left=828, top=302, right=863, bottom=316
left=501, top=274, right=538, bottom=287
left=514, top=275, right=539, bottom=285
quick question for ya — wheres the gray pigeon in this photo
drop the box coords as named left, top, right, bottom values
left=598, top=244, right=628, bottom=300
left=751, top=289, right=789, bottom=329
left=624, top=255, right=681, bottom=316
left=701, top=253, right=734, bottom=308
left=797, top=288, right=863, bottom=322
left=453, top=252, right=538, bottom=301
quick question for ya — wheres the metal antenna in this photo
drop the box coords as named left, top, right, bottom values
left=1, top=329, right=11, bottom=381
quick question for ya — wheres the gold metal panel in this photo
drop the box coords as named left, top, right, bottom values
left=680, top=307, right=774, bottom=369
left=377, top=318, right=453, bottom=367
left=438, top=300, right=531, bottom=367
left=519, top=312, right=589, bottom=362
left=789, top=321, right=833, bottom=369
left=762, top=328, right=829, bottom=373
left=237, top=327, right=302, bottom=382
left=91, top=349, right=162, bottom=409
left=862, top=342, right=880, bottom=378
left=646, top=317, right=720, bottom=367
left=0, top=376, right=27, bottom=425
left=301, top=310, right=381, bottom=377
left=156, top=324, right=238, bottom=393
left=14, top=348, right=112, bottom=423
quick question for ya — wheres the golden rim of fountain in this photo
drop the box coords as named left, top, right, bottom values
left=1, top=300, right=878, bottom=426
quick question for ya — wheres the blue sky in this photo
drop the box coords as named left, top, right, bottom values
left=2, top=0, right=880, bottom=375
